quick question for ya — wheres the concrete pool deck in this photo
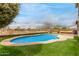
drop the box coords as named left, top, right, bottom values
left=0, top=34, right=74, bottom=46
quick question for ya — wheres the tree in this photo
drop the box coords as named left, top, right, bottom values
left=76, top=3, right=79, bottom=36
left=0, top=3, right=19, bottom=28
left=43, top=21, right=53, bottom=33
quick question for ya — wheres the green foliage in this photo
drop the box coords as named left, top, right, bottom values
left=0, top=3, right=19, bottom=28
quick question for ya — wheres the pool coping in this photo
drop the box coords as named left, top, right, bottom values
left=0, top=34, right=74, bottom=46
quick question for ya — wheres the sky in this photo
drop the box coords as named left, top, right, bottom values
left=8, top=3, right=78, bottom=29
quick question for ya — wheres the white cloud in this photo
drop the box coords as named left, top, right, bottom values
left=8, top=3, right=77, bottom=29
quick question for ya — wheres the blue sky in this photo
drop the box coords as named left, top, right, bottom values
left=9, top=3, right=77, bottom=29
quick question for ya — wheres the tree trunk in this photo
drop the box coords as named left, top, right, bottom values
left=77, top=7, right=79, bottom=36
left=76, top=3, right=79, bottom=36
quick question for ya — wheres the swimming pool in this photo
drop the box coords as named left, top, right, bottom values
left=10, top=34, right=59, bottom=44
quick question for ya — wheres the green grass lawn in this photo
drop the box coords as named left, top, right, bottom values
left=0, top=35, right=79, bottom=56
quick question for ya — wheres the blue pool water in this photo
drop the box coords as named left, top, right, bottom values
left=10, top=34, right=59, bottom=44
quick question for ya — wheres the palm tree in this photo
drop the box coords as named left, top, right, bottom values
left=76, top=3, right=79, bottom=36
left=0, top=3, right=19, bottom=28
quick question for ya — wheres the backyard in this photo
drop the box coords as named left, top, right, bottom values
left=0, top=3, right=79, bottom=56
left=0, top=35, right=79, bottom=56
